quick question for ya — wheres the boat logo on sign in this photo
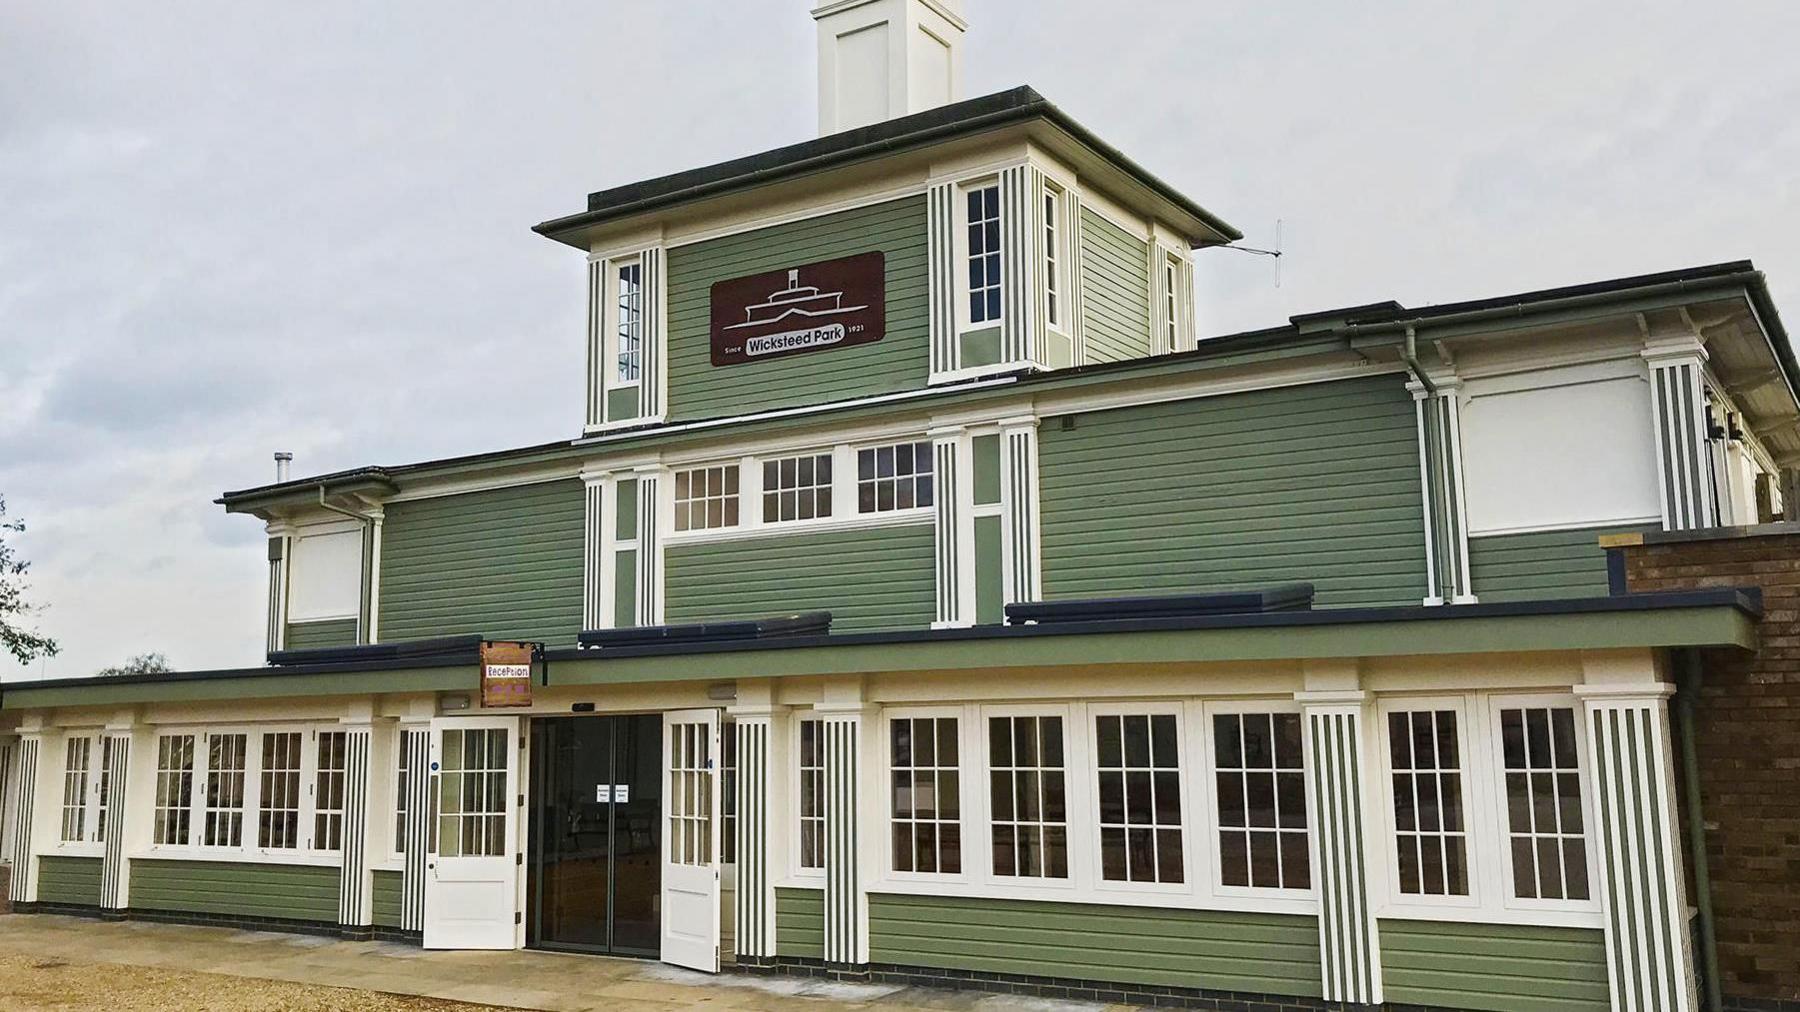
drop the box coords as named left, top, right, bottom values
left=709, top=251, right=885, bottom=366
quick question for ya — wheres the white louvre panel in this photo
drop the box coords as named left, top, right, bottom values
left=927, top=182, right=958, bottom=377
left=587, top=258, right=605, bottom=428
left=336, top=729, right=372, bottom=928
left=640, top=248, right=666, bottom=419
left=582, top=480, right=605, bottom=631
left=998, top=165, right=1038, bottom=366
left=99, top=735, right=130, bottom=910
left=1306, top=707, right=1382, bottom=1004
left=821, top=715, right=864, bottom=965
left=733, top=718, right=773, bottom=959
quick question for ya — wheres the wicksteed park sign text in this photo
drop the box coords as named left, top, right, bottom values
left=709, top=251, right=885, bottom=366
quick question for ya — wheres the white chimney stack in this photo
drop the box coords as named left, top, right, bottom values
left=813, top=0, right=965, bottom=136
left=274, top=452, right=293, bottom=482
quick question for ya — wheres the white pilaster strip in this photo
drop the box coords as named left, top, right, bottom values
left=1411, top=386, right=1442, bottom=605
left=1066, top=190, right=1087, bottom=364
left=1579, top=686, right=1698, bottom=1012
left=1303, top=702, right=1382, bottom=1005
left=927, top=182, right=958, bottom=379
left=582, top=475, right=607, bottom=631
left=998, top=165, right=1038, bottom=366
left=400, top=724, right=430, bottom=934
left=338, top=727, right=373, bottom=929
left=1000, top=420, right=1042, bottom=607
left=1644, top=343, right=1712, bottom=531
left=931, top=433, right=974, bottom=627
left=641, top=247, right=667, bottom=419
left=366, top=513, right=384, bottom=643
left=99, top=734, right=130, bottom=910
left=587, top=257, right=605, bottom=428
left=636, top=471, right=664, bottom=627
left=266, top=532, right=290, bottom=654
left=733, top=717, right=773, bottom=960
left=820, top=713, right=864, bottom=965
left=8, top=736, right=41, bottom=904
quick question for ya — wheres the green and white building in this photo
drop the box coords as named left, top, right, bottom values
left=3, top=3, right=1796, bottom=1009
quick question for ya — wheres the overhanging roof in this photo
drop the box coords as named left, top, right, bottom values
left=532, top=86, right=1242, bottom=249
left=0, top=590, right=1760, bottom=710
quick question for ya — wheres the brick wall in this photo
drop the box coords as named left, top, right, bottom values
left=1621, top=530, right=1800, bottom=1007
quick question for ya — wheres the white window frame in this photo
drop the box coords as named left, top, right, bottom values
left=854, top=438, right=936, bottom=517
left=312, top=729, right=350, bottom=854
left=882, top=706, right=970, bottom=884
left=957, top=178, right=1004, bottom=333
left=1376, top=696, right=1481, bottom=912
left=1198, top=699, right=1314, bottom=901
left=977, top=703, right=1079, bottom=893
left=153, top=733, right=198, bottom=848
left=137, top=724, right=342, bottom=867
left=1162, top=251, right=1182, bottom=353
left=760, top=451, right=835, bottom=526
left=1086, top=701, right=1194, bottom=900
left=790, top=714, right=826, bottom=880
left=1484, top=693, right=1600, bottom=916
left=1042, top=184, right=1066, bottom=335
left=672, top=463, right=741, bottom=533
left=609, top=254, right=644, bottom=388
left=57, top=733, right=104, bottom=853
left=389, top=732, right=412, bottom=864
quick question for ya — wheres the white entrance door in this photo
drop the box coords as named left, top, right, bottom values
left=424, top=716, right=520, bottom=950
left=661, top=709, right=721, bottom=972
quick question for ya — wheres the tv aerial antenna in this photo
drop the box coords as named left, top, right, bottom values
left=1222, top=218, right=1283, bottom=288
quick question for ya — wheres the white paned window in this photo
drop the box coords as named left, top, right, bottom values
left=857, top=441, right=934, bottom=514
left=60, top=736, right=93, bottom=843
left=259, top=732, right=303, bottom=849
left=798, top=718, right=824, bottom=870
left=204, top=733, right=248, bottom=848
left=668, top=722, right=713, bottom=866
left=890, top=716, right=961, bottom=874
left=96, top=738, right=114, bottom=844
left=1388, top=710, right=1469, bottom=896
left=988, top=715, right=1068, bottom=879
left=154, top=734, right=196, bottom=847
left=1213, top=712, right=1309, bottom=890
left=1095, top=713, right=1184, bottom=884
left=674, top=464, right=740, bottom=532
left=1500, top=706, right=1590, bottom=901
left=615, top=258, right=642, bottom=384
left=314, top=731, right=348, bottom=852
left=966, top=184, right=1002, bottom=325
left=763, top=453, right=833, bottom=523
left=1163, top=255, right=1180, bottom=351
left=720, top=720, right=737, bottom=865
left=1043, top=189, right=1061, bottom=331
left=395, top=739, right=411, bottom=854
left=438, top=727, right=507, bottom=858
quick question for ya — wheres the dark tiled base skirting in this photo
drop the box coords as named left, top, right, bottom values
left=1726, top=998, right=1800, bottom=1012
left=736, top=956, right=1353, bottom=1011
left=9, top=903, right=397, bottom=943
left=372, top=926, right=423, bottom=945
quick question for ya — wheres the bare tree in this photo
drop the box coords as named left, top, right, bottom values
left=0, top=496, right=58, bottom=666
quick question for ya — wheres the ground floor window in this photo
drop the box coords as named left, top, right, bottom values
left=798, top=718, right=824, bottom=870
left=154, top=735, right=196, bottom=846
left=1212, top=712, right=1308, bottom=890
left=313, top=730, right=348, bottom=852
left=890, top=716, right=961, bottom=874
left=1096, top=713, right=1184, bottom=884
left=1388, top=709, right=1469, bottom=896
left=1500, top=705, right=1589, bottom=901
left=59, top=735, right=94, bottom=843
left=989, top=715, right=1068, bottom=879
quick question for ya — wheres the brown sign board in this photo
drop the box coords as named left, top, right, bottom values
left=480, top=641, right=534, bottom=708
left=710, top=251, right=885, bottom=366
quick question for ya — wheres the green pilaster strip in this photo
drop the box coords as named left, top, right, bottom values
left=614, top=549, right=638, bottom=629
left=371, top=869, right=403, bottom=928
left=972, top=435, right=1001, bottom=506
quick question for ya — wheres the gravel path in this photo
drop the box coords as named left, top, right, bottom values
left=0, top=951, right=503, bottom=1011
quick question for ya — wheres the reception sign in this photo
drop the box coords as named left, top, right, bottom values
left=479, top=640, right=534, bottom=708
left=710, top=251, right=885, bottom=366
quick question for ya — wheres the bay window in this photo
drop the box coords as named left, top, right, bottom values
left=965, top=184, right=1002, bottom=327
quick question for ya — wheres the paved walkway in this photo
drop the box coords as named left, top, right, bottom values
left=0, top=914, right=1116, bottom=1011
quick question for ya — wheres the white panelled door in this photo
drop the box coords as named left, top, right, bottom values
left=661, top=709, right=722, bottom=972
left=424, top=716, right=520, bottom=950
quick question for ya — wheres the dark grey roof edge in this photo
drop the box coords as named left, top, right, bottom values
left=1, top=644, right=484, bottom=694
left=541, top=587, right=1761, bottom=663
left=532, top=86, right=1244, bottom=246
left=216, top=260, right=1789, bottom=507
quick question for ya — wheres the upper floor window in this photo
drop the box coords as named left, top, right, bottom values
left=1163, top=255, right=1181, bottom=352
left=966, top=184, right=1002, bottom=326
left=674, top=464, right=740, bottom=532
left=615, top=258, right=643, bottom=385
left=1043, top=189, right=1062, bottom=332
left=763, top=453, right=832, bottom=524
left=858, top=441, right=934, bottom=513
left=1499, top=705, right=1589, bottom=901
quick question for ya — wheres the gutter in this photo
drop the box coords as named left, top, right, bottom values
left=1674, top=649, right=1724, bottom=1012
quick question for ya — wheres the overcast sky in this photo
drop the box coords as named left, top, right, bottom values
left=3, top=1, right=1797, bottom=680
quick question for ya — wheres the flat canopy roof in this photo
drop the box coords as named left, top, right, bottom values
left=0, top=590, right=1760, bottom=711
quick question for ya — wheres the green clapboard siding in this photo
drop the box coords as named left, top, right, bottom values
left=870, top=893, right=1322, bottom=997
left=1080, top=208, right=1151, bottom=364
left=1380, top=919, right=1609, bottom=1012
left=776, top=887, right=824, bottom=959
left=130, top=859, right=339, bottom=923
left=36, top=855, right=102, bottom=907
left=379, top=479, right=584, bottom=646
left=371, top=869, right=403, bottom=928
left=665, top=523, right=935, bottom=634
left=284, top=618, right=358, bottom=651
left=666, top=195, right=928, bottom=422
left=1040, top=374, right=1427, bottom=607
left=1468, top=525, right=1649, bottom=603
